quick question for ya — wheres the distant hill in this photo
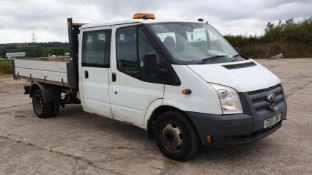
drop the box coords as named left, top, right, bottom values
left=0, top=42, right=69, bottom=58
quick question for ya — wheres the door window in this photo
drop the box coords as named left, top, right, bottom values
left=138, top=28, right=160, bottom=68
left=116, top=26, right=138, bottom=73
left=82, top=30, right=111, bottom=67
left=116, top=26, right=162, bottom=81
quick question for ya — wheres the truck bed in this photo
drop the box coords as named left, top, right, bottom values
left=14, top=59, right=71, bottom=86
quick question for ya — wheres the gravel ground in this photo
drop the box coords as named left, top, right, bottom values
left=0, top=58, right=311, bottom=175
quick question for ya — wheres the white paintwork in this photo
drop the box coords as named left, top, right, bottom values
left=108, top=24, right=164, bottom=127
left=79, top=67, right=112, bottom=118
left=78, top=26, right=113, bottom=118
left=143, top=99, right=164, bottom=128
left=81, top=19, right=202, bottom=29
left=14, top=20, right=283, bottom=132
left=164, top=65, right=222, bottom=114
left=187, top=59, right=281, bottom=92
left=14, top=59, right=68, bottom=83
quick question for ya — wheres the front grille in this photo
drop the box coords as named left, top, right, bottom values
left=248, top=84, right=284, bottom=112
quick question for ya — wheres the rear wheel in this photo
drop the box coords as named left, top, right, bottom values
left=50, top=102, right=60, bottom=116
left=154, top=111, right=199, bottom=161
left=32, top=89, right=52, bottom=118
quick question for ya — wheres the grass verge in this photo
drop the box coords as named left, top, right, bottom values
left=0, top=59, right=13, bottom=75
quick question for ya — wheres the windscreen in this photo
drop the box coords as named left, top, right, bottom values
left=149, top=23, right=238, bottom=63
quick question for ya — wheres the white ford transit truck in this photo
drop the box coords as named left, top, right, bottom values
left=13, top=14, right=287, bottom=160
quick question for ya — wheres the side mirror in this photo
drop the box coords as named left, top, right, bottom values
left=143, top=54, right=157, bottom=75
left=143, top=54, right=170, bottom=76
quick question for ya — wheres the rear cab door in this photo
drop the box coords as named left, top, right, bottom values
left=79, top=26, right=113, bottom=117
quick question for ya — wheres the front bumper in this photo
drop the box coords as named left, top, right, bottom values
left=186, top=84, right=288, bottom=146
left=186, top=110, right=286, bottom=146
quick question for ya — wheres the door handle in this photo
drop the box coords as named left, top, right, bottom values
left=112, top=73, right=116, bottom=82
left=85, top=70, right=89, bottom=79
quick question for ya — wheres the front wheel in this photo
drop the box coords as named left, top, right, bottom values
left=154, top=111, right=200, bottom=161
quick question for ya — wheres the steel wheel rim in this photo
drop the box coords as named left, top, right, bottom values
left=34, top=95, right=43, bottom=114
left=161, top=122, right=184, bottom=152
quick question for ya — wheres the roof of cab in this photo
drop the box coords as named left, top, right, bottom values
left=81, top=19, right=203, bottom=29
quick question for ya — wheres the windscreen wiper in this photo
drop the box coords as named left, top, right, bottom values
left=233, top=54, right=248, bottom=59
left=199, top=55, right=228, bottom=64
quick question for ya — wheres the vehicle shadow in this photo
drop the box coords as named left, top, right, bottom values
left=195, top=141, right=267, bottom=161
left=56, top=104, right=153, bottom=144
left=57, top=104, right=274, bottom=163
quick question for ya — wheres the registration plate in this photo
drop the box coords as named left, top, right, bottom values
left=264, top=113, right=282, bottom=128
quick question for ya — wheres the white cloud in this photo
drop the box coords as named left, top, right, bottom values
left=0, top=0, right=311, bottom=43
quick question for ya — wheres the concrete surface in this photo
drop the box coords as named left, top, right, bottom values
left=0, top=58, right=312, bottom=175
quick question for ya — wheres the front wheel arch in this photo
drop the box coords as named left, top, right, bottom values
left=147, top=106, right=200, bottom=142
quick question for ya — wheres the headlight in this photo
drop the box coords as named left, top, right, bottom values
left=210, top=84, right=243, bottom=114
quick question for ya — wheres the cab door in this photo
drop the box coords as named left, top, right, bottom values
left=79, top=28, right=112, bottom=117
left=109, top=25, right=165, bottom=126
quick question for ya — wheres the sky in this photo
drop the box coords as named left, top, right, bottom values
left=0, top=0, right=311, bottom=43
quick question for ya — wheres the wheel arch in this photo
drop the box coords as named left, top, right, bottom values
left=29, top=82, right=61, bottom=102
left=29, top=82, right=41, bottom=97
left=146, top=105, right=199, bottom=141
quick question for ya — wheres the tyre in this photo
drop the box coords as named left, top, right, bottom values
left=32, top=89, right=52, bottom=118
left=154, top=111, right=199, bottom=161
left=50, top=102, right=60, bottom=116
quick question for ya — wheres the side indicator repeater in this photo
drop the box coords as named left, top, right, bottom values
left=182, top=89, right=192, bottom=95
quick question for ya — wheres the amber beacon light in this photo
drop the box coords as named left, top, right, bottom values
left=133, top=13, right=155, bottom=20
